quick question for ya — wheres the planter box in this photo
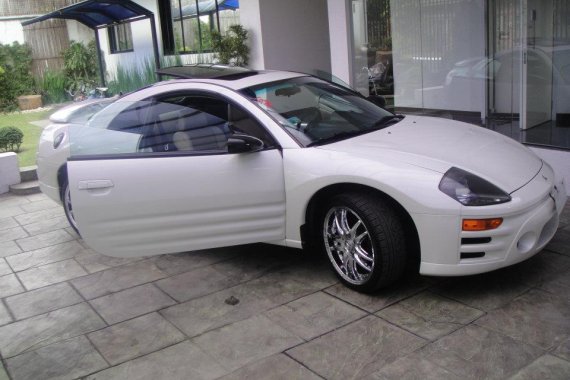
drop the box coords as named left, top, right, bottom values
left=17, top=95, right=42, bottom=111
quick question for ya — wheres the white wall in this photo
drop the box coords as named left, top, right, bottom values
left=66, top=20, right=94, bottom=44
left=239, top=0, right=264, bottom=70
left=0, top=19, right=27, bottom=44
left=241, top=0, right=331, bottom=74
left=95, top=0, right=161, bottom=80
left=259, top=0, right=330, bottom=74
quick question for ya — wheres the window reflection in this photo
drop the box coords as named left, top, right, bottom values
left=165, top=0, right=240, bottom=54
left=357, top=0, right=570, bottom=149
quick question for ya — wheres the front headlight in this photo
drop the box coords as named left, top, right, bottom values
left=53, top=132, right=65, bottom=149
left=438, top=167, right=511, bottom=206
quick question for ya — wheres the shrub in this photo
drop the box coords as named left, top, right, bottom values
left=0, top=126, right=24, bottom=152
left=63, top=40, right=101, bottom=94
left=212, top=25, right=249, bottom=67
left=0, top=42, right=35, bottom=112
left=41, top=70, right=68, bottom=104
left=107, top=57, right=159, bottom=95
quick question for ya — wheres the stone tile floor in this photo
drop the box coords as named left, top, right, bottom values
left=0, top=191, right=569, bottom=380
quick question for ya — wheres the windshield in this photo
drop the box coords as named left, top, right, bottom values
left=241, top=77, right=400, bottom=146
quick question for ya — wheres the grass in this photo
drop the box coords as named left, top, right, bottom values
left=0, top=109, right=54, bottom=167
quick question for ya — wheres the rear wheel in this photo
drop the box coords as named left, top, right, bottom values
left=61, top=180, right=80, bottom=235
left=320, top=193, right=407, bottom=292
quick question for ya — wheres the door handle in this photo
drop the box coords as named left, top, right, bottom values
left=78, top=180, right=114, bottom=190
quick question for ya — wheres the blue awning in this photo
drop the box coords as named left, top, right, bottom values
left=174, top=0, right=239, bottom=20
left=21, top=0, right=154, bottom=29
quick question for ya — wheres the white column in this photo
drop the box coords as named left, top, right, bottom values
left=327, top=0, right=352, bottom=85
left=239, top=0, right=265, bottom=70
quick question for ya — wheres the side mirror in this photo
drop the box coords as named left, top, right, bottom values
left=367, top=95, right=386, bottom=108
left=227, top=134, right=264, bottom=154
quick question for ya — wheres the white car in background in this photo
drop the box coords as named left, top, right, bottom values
left=37, top=97, right=116, bottom=231
left=37, top=65, right=567, bottom=292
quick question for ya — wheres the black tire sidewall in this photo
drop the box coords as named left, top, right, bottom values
left=61, top=180, right=80, bottom=236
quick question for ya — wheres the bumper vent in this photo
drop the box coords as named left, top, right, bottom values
left=461, top=252, right=486, bottom=259
left=461, top=237, right=492, bottom=245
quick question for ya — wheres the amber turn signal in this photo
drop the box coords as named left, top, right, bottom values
left=462, top=218, right=503, bottom=231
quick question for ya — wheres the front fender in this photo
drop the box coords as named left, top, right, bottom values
left=282, top=148, right=461, bottom=244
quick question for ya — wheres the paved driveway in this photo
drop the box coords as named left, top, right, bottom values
left=0, top=192, right=569, bottom=380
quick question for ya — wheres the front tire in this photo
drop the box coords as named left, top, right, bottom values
left=320, top=193, right=407, bottom=292
left=61, top=180, right=80, bottom=236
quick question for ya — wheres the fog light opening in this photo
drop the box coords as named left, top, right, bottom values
left=517, top=232, right=537, bottom=254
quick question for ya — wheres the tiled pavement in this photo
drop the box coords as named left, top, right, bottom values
left=0, top=192, right=569, bottom=380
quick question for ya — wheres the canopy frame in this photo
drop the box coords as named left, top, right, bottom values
left=22, top=0, right=161, bottom=87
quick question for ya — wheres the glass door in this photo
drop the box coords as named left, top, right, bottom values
left=521, top=0, right=554, bottom=130
left=487, top=0, right=523, bottom=127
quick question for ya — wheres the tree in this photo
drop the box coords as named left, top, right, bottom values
left=212, top=25, right=249, bottom=67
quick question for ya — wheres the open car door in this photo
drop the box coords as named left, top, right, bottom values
left=66, top=94, right=286, bottom=258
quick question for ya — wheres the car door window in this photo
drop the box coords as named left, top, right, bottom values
left=69, top=93, right=275, bottom=158
left=155, top=94, right=276, bottom=150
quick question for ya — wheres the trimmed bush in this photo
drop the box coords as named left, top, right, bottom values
left=0, top=126, right=24, bottom=152
left=0, top=42, right=35, bottom=112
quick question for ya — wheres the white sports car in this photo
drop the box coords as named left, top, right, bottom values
left=37, top=65, right=567, bottom=292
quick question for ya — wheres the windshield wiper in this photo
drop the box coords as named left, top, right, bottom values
left=307, top=114, right=405, bottom=147
left=307, top=129, right=376, bottom=147
left=372, top=114, right=405, bottom=128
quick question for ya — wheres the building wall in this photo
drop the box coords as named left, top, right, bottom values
left=66, top=20, right=93, bottom=44
left=241, top=0, right=331, bottom=74
left=259, top=0, right=331, bottom=74
left=97, top=0, right=158, bottom=79
left=0, top=18, right=28, bottom=44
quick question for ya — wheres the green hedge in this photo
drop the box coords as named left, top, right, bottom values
left=0, top=42, right=35, bottom=112
left=0, top=126, right=24, bottom=152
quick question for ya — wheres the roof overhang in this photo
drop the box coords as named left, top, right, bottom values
left=21, top=0, right=154, bottom=29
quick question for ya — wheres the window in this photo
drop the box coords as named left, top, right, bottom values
left=71, top=93, right=274, bottom=158
left=150, top=94, right=275, bottom=151
left=108, top=23, right=133, bottom=53
left=158, top=0, right=240, bottom=55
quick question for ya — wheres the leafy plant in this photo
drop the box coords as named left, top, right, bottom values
left=0, top=126, right=24, bottom=152
left=63, top=40, right=101, bottom=94
left=87, top=39, right=105, bottom=80
left=212, top=25, right=249, bottom=67
left=107, top=57, right=158, bottom=95
left=0, top=42, right=35, bottom=112
left=40, top=70, right=68, bottom=104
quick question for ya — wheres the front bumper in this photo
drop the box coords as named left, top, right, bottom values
left=36, top=154, right=63, bottom=204
left=419, top=164, right=567, bottom=276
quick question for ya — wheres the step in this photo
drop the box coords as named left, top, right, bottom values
left=20, top=165, right=38, bottom=182
left=10, top=180, right=41, bottom=195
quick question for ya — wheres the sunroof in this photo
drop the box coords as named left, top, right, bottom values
left=156, top=64, right=259, bottom=80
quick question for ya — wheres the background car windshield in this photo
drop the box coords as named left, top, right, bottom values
left=242, top=77, right=394, bottom=145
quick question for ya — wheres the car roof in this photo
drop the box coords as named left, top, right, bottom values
left=154, top=65, right=307, bottom=91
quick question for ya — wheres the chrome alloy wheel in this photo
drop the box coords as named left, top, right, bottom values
left=323, top=206, right=375, bottom=285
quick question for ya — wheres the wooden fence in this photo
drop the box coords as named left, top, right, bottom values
left=23, top=19, right=70, bottom=78
left=0, top=0, right=73, bottom=17
left=2, top=0, right=83, bottom=78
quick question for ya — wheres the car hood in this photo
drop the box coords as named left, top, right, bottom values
left=317, top=116, right=542, bottom=193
